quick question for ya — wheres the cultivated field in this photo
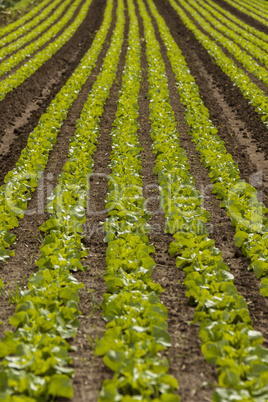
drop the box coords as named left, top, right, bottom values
left=0, top=0, right=268, bottom=400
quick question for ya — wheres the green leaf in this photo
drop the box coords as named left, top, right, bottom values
left=234, top=231, right=249, bottom=248
left=48, top=374, right=73, bottom=398
left=251, top=260, right=267, bottom=279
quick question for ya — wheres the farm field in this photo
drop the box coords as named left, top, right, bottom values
left=1, top=0, right=268, bottom=400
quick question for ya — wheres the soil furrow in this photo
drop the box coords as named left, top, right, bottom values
left=0, top=0, right=105, bottom=159
left=151, top=0, right=268, bottom=345
left=212, top=0, right=268, bottom=33
left=0, top=2, right=117, bottom=342
left=64, top=5, right=130, bottom=400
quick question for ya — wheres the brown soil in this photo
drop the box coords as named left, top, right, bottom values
left=1, top=0, right=268, bottom=400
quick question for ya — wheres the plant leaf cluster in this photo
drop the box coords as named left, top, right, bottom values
left=96, top=1, right=179, bottom=400
left=146, top=0, right=268, bottom=399
left=169, top=0, right=268, bottom=126
left=0, top=0, right=63, bottom=55
left=223, top=0, right=268, bottom=27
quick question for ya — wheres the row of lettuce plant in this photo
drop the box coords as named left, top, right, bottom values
left=222, top=0, right=268, bottom=27
left=0, top=0, right=72, bottom=62
left=0, top=1, right=125, bottom=399
left=153, top=0, right=268, bottom=296
left=167, top=0, right=268, bottom=296
left=141, top=1, right=268, bottom=399
left=167, top=0, right=268, bottom=127
left=95, top=0, right=180, bottom=400
left=249, top=0, right=268, bottom=11
left=197, top=0, right=268, bottom=57
left=0, top=0, right=113, bottom=264
left=0, top=0, right=94, bottom=100
left=189, top=0, right=268, bottom=71
left=177, top=0, right=268, bottom=89
left=0, top=0, right=51, bottom=39
left=0, top=0, right=84, bottom=77
left=229, top=0, right=268, bottom=19
left=0, top=0, right=60, bottom=47
left=206, top=0, right=268, bottom=45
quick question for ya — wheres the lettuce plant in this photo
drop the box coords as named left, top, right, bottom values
left=154, top=0, right=268, bottom=295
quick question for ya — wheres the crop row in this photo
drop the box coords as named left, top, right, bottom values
left=0, top=0, right=93, bottom=101
left=178, top=0, right=268, bottom=90
left=189, top=0, right=268, bottom=72
left=231, top=0, right=268, bottom=19
left=0, top=0, right=126, bottom=399
left=0, top=0, right=83, bottom=78
left=250, top=0, right=268, bottom=10
left=95, top=0, right=179, bottom=399
left=0, top=0, right=112, bottom=263
left=0, top=0, right=62, bottom=48
left=223, top=0, right=268, bottom=27
left=0, top=0, right=51, bottom=39
left=145, top=0, right=268, bottom=399
left=206, top=0, right=268, bottom=44
left=0, top=0, right=72, bottom=62
left=170, top=0, right=268, bottom=127
left=164, top=0, right=268, bottom=291
left=197, top=0, right=268, bottom=57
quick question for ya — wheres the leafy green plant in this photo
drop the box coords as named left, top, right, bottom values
left=189, top=0, right=268, bottom=72
left=198, top=0, right=268, bottom=56
left=223, top=0, right=268, bottom=26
